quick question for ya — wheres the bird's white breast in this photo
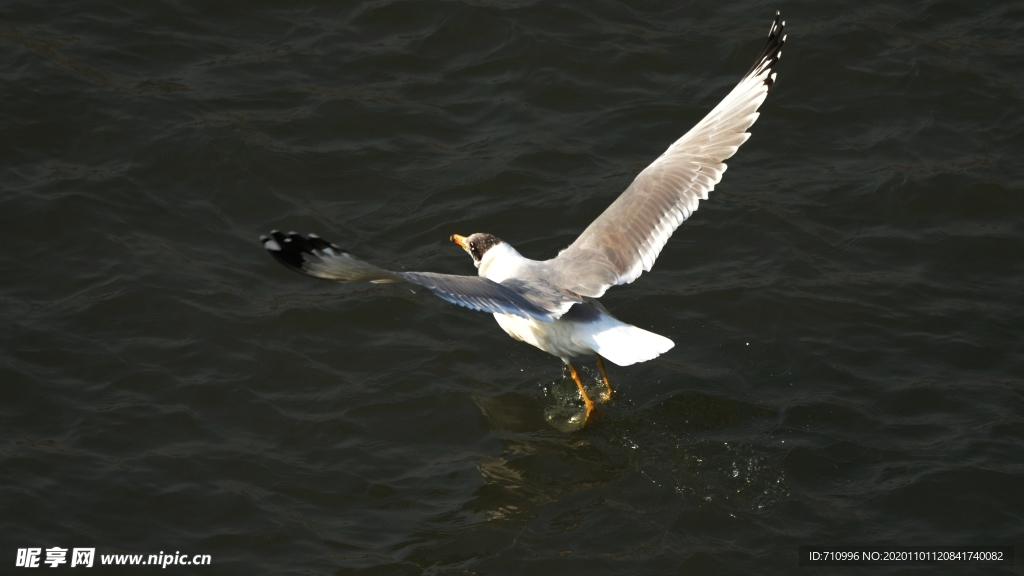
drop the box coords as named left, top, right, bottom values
left=492, top=313, right=593, bottom=360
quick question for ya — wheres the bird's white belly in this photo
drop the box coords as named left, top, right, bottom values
left=493, top=313, right=594, bottom=360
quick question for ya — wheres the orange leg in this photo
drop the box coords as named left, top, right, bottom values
left=566, top=361, right=595, bottom=423
left=595, top=355, right=613, bottom=402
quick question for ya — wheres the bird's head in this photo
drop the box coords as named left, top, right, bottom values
left=450, top=233, right=503, bottom=268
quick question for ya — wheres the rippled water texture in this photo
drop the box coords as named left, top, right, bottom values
left=2, top=0, right=1022, bottom=573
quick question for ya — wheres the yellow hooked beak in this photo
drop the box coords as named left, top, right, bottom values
left=450, top=234, right=468, bottom=249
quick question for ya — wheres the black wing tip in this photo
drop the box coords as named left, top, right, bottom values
left=260, top=230, right=348, bottom=272
left=744, top=11, right=787, bottom=89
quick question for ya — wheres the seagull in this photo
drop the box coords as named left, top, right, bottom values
left=261, top=13, right=786, bottom=424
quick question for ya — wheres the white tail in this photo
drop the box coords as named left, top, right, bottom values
left=584, top=323, right=674, bottom=367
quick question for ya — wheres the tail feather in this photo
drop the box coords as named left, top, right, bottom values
left=584, top=324, right=674, bottom=367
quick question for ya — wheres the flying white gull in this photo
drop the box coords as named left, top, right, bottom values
left=262, top=13, right=786, bottom=424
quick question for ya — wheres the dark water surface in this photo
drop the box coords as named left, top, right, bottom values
left=3, top=0, right=1023, bottom=573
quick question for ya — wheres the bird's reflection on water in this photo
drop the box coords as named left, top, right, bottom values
left=465, top=381, right=791, bottom=526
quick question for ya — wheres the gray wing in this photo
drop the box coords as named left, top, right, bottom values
left=261, top=231, right=563, bottom=322
left=547, top=13, right=786, bottom=298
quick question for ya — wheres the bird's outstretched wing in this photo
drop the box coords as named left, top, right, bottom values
left=547, top=12, right=786, bottom=298
left=261, top=231, right=574, bottom=322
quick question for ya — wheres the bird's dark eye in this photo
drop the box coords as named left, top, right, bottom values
left=470, top=243, right=481, bottom=260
